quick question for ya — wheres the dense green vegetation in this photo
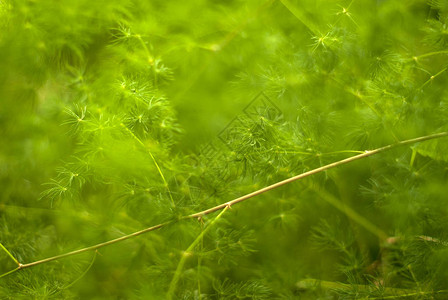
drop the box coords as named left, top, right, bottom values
left=1, top=0, right=448, bottom=298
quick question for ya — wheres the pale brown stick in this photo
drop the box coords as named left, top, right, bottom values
left=18, top=222, right=169, bottom=270
left=188, top=131, right=448, bottom=218
left=1, top=131, right=447, bottom=278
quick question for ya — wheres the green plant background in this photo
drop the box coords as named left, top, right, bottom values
left=1, top=0, right=448, bottom=299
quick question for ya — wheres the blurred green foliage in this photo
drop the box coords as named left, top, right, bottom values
left=1, top=0, right=448, bottom=298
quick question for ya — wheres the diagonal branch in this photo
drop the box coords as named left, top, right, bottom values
left=1, top=131, right=447, bottom=279
left=187, top=131, right=448, bottom=218
left=0, top=242, right=20, bottom=266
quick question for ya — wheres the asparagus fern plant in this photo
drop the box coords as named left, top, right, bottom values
left=1, top=0, right=448, bottom=298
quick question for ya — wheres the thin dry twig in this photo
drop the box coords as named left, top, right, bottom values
left=1, top=131, right=447, bottom=278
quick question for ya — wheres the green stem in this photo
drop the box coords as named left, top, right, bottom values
left=121, top=123, right=176, bottom=207
left=197, top=219, right=204, bottom=300
left=0, top=266, right=21, bottom=279
left=206, top=0, right=274, bottom=51
left=48, top=251, right=98, bottom=297
left=419, top=67, right=447, bottom=90
left=0, top=242, right=20, bottom=266
left=172, top=0, right=273, bottom=103
left=62, top=251, right=97, bottom=290
left=280, top=0, right=319, bottom=35
left=333, top=0, right=358, bottom=27
left=167, top=207, right=229, bottom=300
left=312, top=187, right=388, bottom=241
left=331, top=78, right=390, bottom=137
left=134, top=34, right=157, bottom=87
left=409, top=147, right=417, bottom=169
left=413, top=50, right=448, bottom=60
